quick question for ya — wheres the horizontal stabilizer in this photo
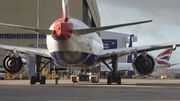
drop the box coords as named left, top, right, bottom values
left=72, top=20, right=152, bottom=35
left=0, top=23, right=52, bottom=35
left=167, top=63, right=178, bottom=67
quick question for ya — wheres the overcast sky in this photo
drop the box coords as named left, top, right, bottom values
left=96, top=0, right=180, bottom=67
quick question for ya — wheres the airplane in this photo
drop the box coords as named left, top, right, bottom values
left=101, top=48, right=177, bottom=73
left=0, top=0, right=180, bottom=85
left=151, top=67, right=180, bottom=79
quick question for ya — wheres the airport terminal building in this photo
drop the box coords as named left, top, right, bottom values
left=0, top=0, right=137, bottom=76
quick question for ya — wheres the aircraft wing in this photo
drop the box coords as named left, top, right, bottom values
left=98, top=42, right=180, bottom=60
left=0, top=20, right=152, bottom=36
left=73, top=20, right=152, bottom=35
left=0, top=44, right=51, bottom=58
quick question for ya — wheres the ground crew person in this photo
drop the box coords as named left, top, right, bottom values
left=54, top=74, right=60, bottom=84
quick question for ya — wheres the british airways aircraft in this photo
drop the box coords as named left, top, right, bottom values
left=152, top=67, right=180, bottom=79
left=0, top=0, right=180, bottom=85
left=101, top=48, right=176, bottom=72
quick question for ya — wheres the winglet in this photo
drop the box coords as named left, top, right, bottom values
left=62, top=0, right=69, bottom=22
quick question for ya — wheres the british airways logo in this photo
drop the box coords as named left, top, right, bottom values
left=102, top=39, right=117, bottom=50
left=155, top=49, right=172, bottom=65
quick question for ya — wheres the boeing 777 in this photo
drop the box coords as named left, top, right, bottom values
left=152, top=67, right=180, bottom=79
left=101, top=48, right=177, bottom=73
left=0, top=0, right=180, bottom=85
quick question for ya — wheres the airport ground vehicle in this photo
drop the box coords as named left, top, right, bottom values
left=71, top=68, right=99, bottom=83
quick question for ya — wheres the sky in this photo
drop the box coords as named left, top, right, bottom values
left=96, top=0, right=180, bottom=67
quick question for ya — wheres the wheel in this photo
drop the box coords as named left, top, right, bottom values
left=175, top=76, right=179, bottom=79
left=117, top=75, right=121, bottom=85
left=93, top=76, right=99, bottom=83
left=40, top=76, right=46, bottom=84
left=79, top=76, right=81, bottom=81
left=93, top=81, right=99, bottom=83
left=107, top=75, right=111, bottom=84
left=30, top=76, right=36, bottom=84
left=86, top=76, right=89, bottom=81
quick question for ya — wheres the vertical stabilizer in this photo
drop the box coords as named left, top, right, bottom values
left=62, top=0, right=69, bottom=22
left=155, top=48, right=173, bottom=65
left=127, top=34, right=134, bottom=63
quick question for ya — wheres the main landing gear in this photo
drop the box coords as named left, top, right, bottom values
left=102, top=55, right=121, bottom=85
left=30, top=55, right=50, bottom=85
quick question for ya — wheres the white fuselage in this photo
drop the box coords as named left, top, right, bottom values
left=100, top=56, right=168, bottom=72
left=152, top=68, right=180, bottom=77
left=46, top=18, right=103, bottom=68
left=101, top=63, right=132, bottom=71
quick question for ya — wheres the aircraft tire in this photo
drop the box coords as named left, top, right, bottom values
left=107, top=75, right=111, bottom=84
left=40, top=76, right=46, bottom=84
left=117, top=75, right=121, bottom=85
left=30, top=76, right=36, bottom=84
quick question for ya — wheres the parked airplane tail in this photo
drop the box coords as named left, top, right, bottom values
left=62, top=0, right=69, bottom=22
left=127, top=34, right=134, bottom=63
left=155, top=48, right=173, bottom=66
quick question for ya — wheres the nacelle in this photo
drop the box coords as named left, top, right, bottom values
left=3, top=54, right=29, bottom=76
left=132, top=53, right=155, bottom=75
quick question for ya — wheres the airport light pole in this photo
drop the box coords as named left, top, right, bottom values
left=37, top=0, right=39, bottom=48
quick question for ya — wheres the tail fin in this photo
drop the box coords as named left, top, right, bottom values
left=155, top=48, right=173, bottom=66
left=127, top=34, right=134, bottom=63
left=62, top=0, right=69, bottom=22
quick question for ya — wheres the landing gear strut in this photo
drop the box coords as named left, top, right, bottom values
left=102, top=55, right=121, bottom=85
left=30, top=55, right=50, bottom=85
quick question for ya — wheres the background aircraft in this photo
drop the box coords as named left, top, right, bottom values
left=0, top=0, right=180, bottom=85
left=152, top=67, right=180, bottom=79
left=101, top=48, right=176, bottom=73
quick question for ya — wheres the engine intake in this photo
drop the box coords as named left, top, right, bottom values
left=3, top=54, right=29, bottom=75
left=133, top=53, right=155, bottom=75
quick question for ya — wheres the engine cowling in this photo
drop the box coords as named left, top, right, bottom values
left=132, top=53, right=155, bottom=75
left=3, top=54, right=29, bottom=75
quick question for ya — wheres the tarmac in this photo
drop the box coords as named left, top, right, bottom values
left=1, top=79, right=180, bottom=101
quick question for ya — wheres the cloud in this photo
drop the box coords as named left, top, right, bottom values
left=97, top=0, right=180, bottom=36
left=97, top=0, right=180, bottom=67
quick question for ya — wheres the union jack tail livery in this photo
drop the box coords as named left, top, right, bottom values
left=155, top=48, right=173, bottom=66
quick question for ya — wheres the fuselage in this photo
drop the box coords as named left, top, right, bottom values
left=46, top=18, right=103, bottom=68
left=152, top=68, right=180, bottom=77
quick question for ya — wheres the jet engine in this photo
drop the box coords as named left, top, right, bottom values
left=3, top=54, right=29, bottom=75
left=132, top=53, right=155, bottom=75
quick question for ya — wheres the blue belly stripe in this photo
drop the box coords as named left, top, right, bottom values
left=50, top=51, right=98, bottom=67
